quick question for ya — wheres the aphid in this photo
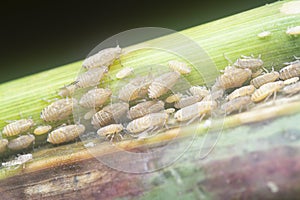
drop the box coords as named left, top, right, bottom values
left=0, top=139, right=8, bottom=154
left=251, top=81, right=285, bottom=102
left=257, top=31, right=271, bottom=38
left=282, top=81, right=300, bottom=95
left=126, top=112, right=168, bottom=134
left=97, top=124, right=124, bottom=140
left=165, top=93, right=183, bottom=103
left=189, top=86, right=209, bottom=97
left=226, top=85, right=255, bottom=101
left=79, top=88, right=112, bottom=108
left=127, top=100, right=165, bottom=120
left=116, top=67, right=134, bottom=79
left=8, top=134, right=35, bottom=151
left=118, top=75, right=153, bottom=102
left=148, top=71, right=180, bottom=99
left=58, top=83, right=77, bottom=97
left=91, top=102, right=129, bottom=128
left=234, top=55, right=264, bottom=71
left=41, top=98, right=77, bottom=122
left=174, top=95, right=202, bottom=109
left=214, top=67, right=252, bottom=90
left=2, top=154, right=32, bottom=167
left=164, top=108, right=176, bottom=114
left=250, top=71, right=279, bottom=88
left=279, top=60, right=300, bottom=80
left=47, top=124, right=85, bottom=144
left=286, top=26, right=300, bottom=36
left=174, top=101, right=217, bottom=122
left=284, top=77, right=299, bottom=85
left=82, top=45, right=122, bottom=69
left=2, top=119, right=34, bottom=137
left=168, top=60, right=191, bottom=75
left=33, top=125, right=52, bottom=136
left=221, top=96, right=252, bottom=114
left=75, top=67, right=108, bottom=88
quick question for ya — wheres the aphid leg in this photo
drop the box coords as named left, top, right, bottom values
left=262, top=66, right=269, bottom=73
left=198, top=114, right=206, bottom=123
left=272, top=91, right=277, bottom=102
left=264, top=93, right=273, bottom=103
left=223, top=53, right=233, bottom=64
left=293, top=55, right=300, bottom=60
left=186, top=115, right=199, bottom=126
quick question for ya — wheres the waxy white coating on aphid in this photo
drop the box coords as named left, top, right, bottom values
left=75, top=67, right=108, bottom=88
left=234, top=56, right=263, bottom=70
left=58, top=83, right=77, bottom=97
left=286, top=26, right=300, bottom=36
left=250, top=71, right=280, bottom=88
left=82, top=45, right=122, bottom=69
left=174, top=95, right=202, bottom=109
left=174, top=101, right=217, bottom=122
left=168, top=60, right=191, bottom=75
left=251, top=81, right=285, bottom=102
left=189, top=86, right=209, bottom=97
left=221, top=96, right=252, bottom=114
left=91, top=102, right=129, bottom=128
left=0, top=139, right=8, bottom=154
left=148, top=71, right=180, bottom=99
left=116, top=67, right=134, bottom=79
left=257, top=31, right=271, bottom=38
left=282, top=81, right=300, bottom=95
left=47, top=124, right=85, bottom=144
left=8, top=134, right=35, bottom=151
left=33, top=125, right=52, bottom=136
left=97, top=124, right=124, bottom=137
left=279, top=60, right=300, bottom=80
left=127, top=100, right=165, bottom=120
left=126, top=112, right=168, bottom=134
left=2, top=119, right=34, bottom=137
left=284, top=77, right=299, bottom=85
left=226, top=85, right=255, bottom=101
left=41, top=98, right=77, bottom=122
left=79, top=88, right=112, bottom=108
left=165, top=93, right=183, bottom=103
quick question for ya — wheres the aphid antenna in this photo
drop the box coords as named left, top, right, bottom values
left=293, top=55, right=300, bottom=60
left=223, top=53, right=233, bottom=65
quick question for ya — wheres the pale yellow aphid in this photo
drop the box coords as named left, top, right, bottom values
left=251, top=81, right=285, bottom=102
left=2, top=119, right=34, bottom=137
left=286, top=26, right=300, bottom=36
left=82, top=45, right=122, bottom=69
left=234, top=55, right=264, bottom=71
left=0, top=139, right=8, bottom=154
left=221, top=96, right=252, bottom=114
left=118, top=75, right=153, bottom=102
left=97, top=124, right=124, bottom=140
left=174, top=101, right=217, bottom=122
left=165, top=93, right=183, bottom=103
left=283, top=77, right=299, bottom=85
left=58, top=83, right=77, bottom=97
left=91, top=102, right=129, bottom=128
left=41, top=98, right=77, bottom=122
left=75, top=67, right=108, bottom=88
left=226, top=85, right=255, bottom=101
left=174, top=95, right=202, bottom=109
left=257, top=31, right=271, bottom=38
left=282, top=81, right=300, bottom=95
left=47, top=124, right=85, bottom=145
left=33, top=125, right=52, bottom=136
left=126, top=112, right=168, bottom=134
left=127, top=100, right=164, bottom=120
left=250, top=71, right=279, bottom=88
left=279, top=60, right=300, bottom=80
left=79, top=88, right=112, bottom=108
left=148, top=71, right=180, bottom=99
left=8, top=134, right=35, bottom=151
left=116, top=67, right=134, bottom=79
left=164, top=108, right=176, bottom=114
left=168, top=60, right=191, bottom=75
left=189, top=86, right=209, bottom=97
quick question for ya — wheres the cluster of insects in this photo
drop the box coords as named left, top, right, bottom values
left=1, top=41, right=300, bottom=161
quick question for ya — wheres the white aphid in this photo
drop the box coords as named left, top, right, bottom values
left=257, top=31, right=271, bottom=38
left=116, top=67, right=134, bottom=79
left=2, top=119, right=34, bottom=137
left=75, top=67, right=108, bottom=88
left=286, top=26, right=300, bottom=36
left=168, top=60, right=191, bottom=75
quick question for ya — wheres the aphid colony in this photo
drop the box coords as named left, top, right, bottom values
left=1, top=43, right=300, bottom=159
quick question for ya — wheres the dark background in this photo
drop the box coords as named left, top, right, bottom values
left=0, top=0, right=276, bottom=83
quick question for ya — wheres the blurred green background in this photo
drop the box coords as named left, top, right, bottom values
left=0, top=0, right=276, bottom=84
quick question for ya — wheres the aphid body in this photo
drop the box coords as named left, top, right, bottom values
left=0, top=139, right=8, bottom=153
left=165, top=93, right=183, bottom=103
left=58, top=83, right=77, bottom=97
left=221, top=96, right=252, bottom=114
left=148, top=71, right=180, bottom=99
left=47, top=124, right=85, bottom=144
left=91, top=102, right=129, bottom=128
left=97, top=124, right=124, bottom=139
left=116, top=67, right=134, bottom=79
left=33, top=125, right=52, bottom=136
left=189, top=86, right=209, bottom=97
left=250, top=71, right=279, bottom=88
left=279, top=60, right=300, bottom=80
left=82, top=45, right=122, bottom=69
left=8, top=134, right=35, bottom=151
left=251, top=81, right=285, bottom=102
left=2, top=119, right=34, bottom=137
left=257, top=31, right=271, bottom=38
left=79, top=88, right=112, bottom=108
left=226, top=85, right=255, bottom=101
left=127, top=100, right=165, bottom=120
left=75, top=67, right=108, bottom=88
left=168, top=60, right=191, bottom=75
left=282, top=81, right=300, bottom=95
left=41, top=98, right=77, bottom=122
left=286, top=26, right=300, bottom=36
left=234, top=56, right=264, bottom=71
left=174, top=95, right=202, bottom=109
